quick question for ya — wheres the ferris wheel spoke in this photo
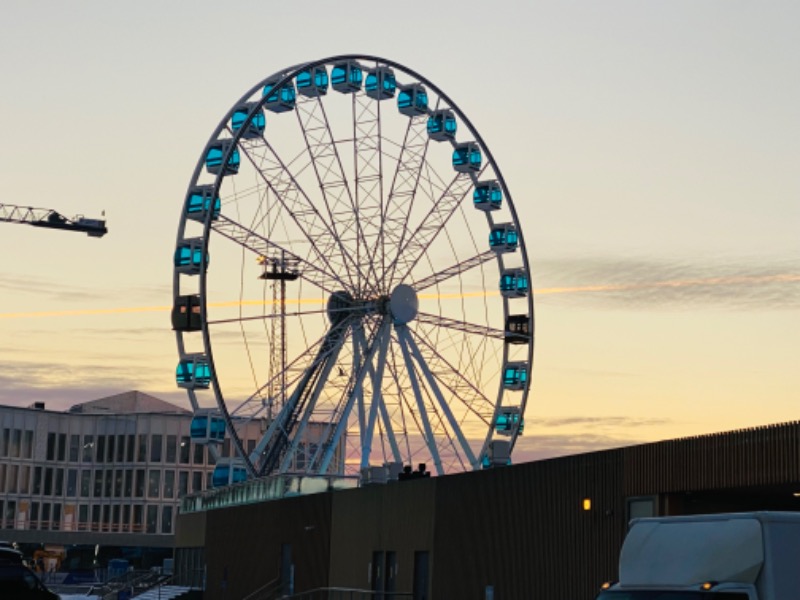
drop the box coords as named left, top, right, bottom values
left=409, top=326, right=496, bottom=425
left=395, top=324, right=445, bottom=475
left=370, top=113, right=432, bottom=288
left=397, top=325, right=478, bottom=467
left=411, top=249, right=497, bottom=292
left=317, top=316, right=389, bottom=473
left=350, top=90, right=386, bottom=296
left=211, top=214, right=345, bottom=295
left=386, top=346, right=415, bottom=463
left=206, top=306, right=328, bottom=327
left=231, top=333, right=327, bottom=420
left=387, top=169, right=482, bottom=287
left=415, top=311, right=505, bottom=340
left=256, top=319, right=351, bottom=476
left=293, top=96, right=368, bottom=292
left=236, top=135, right=358, bottom=290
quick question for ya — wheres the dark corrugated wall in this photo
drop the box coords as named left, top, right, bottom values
left=180, top=421, right=800, bottom=600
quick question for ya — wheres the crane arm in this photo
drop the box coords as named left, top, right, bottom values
left=0, top=204, right=107, bottom=237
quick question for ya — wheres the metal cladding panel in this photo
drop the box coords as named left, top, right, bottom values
left=328, top=479, right=437, bottom=592
left=201, top=492, right=333, bottom=600
left=623, top=422, right=800, bottom=496
left=432, top=450, right=626, bottom=600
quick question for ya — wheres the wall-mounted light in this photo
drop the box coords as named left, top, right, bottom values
left=582, top=497, right=592, bottom=511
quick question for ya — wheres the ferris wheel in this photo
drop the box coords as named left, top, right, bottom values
left=172, top=55, right=533, bottom=483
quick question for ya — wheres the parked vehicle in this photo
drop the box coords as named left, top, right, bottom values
left=0, top=545, right=24, bottom=565
left=0, top=563, right=59, bottom=599
left=598, top=512, right=800, bottom=599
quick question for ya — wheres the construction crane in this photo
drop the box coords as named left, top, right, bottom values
left=0, top=204, right=107, bottom=237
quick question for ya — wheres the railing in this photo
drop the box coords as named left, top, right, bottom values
left=291, top=588, right=414, bottom=600
left=180, top=473, right=359, bottom=514
left=242, top=576, right=281, bottom=600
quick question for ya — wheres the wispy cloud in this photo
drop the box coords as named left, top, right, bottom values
left=534, top=255, right=799, bottom=310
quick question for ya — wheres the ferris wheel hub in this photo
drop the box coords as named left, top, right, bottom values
left=390, top=284, right=418, bottom=324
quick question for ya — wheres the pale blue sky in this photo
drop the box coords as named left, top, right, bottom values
left=0, top=1, right=797, bottom=460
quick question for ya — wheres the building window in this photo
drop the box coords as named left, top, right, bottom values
left=22, top=430, right=34, bottom=459
left=104, top=469, right=113, bottom=497
left=135, top=469, right=145, bottom=498
left=179, top=471, right=188, bottom=497
left=0, top=464, right=6, bottom=493
left=163, top=471, right=175, bottom=499
left=30, top=502, right=40, bottom=530
left=33, top=467, right=42, bottom=495
left=166, top=435, right=177, bottom=463
left=116, top=435, right=126, bottom=462
left=151, top=435, right=163, bottom=463
left=192, top=472, right=203, bottom=493
left=107, top=436, right=116, bottom=463
left=54, top=468, right=64, bottom=496
left=41, top=503, right=51, bottom=531
left=161, top=506, right=173, bottom=534
left=5, top=500, right=16, bottom=530
left=133, top=505, right=143, bottom=533
left=52, top=504, right=62, bottom=531
left=123, top=505, right=131, bottom=532
left=7, top=465, right=18, bottom=494
left=627, top=496, right=657, bottom=523
left=44, top=468, right=53, bottom=496
left=193, top=444, right=204, bottom=465
left=93, top=470, right=103, bottom=498
left=137, top=435, right=148, bottom=462
left=66, top=470, right=77, bottom=497
left=1, top=428, right=9, bottom=456
left=10, top=429, right=21, bottom=458
left=148, top=470, right=161, bottom=498
left=112, top=505, right=121, bottom=533
left=57, top=433, right=67, bottom=462
left=80, top=470, right=90, bottom=497
left=126, top=435, right=135, bottom=462
left=46, top=432, right=57, bottom=461
left=222, top=438, right=231, bottom=458
left=19, top=466, right=30, bottom=494
left=102, top=505, right=111, bottom=531
left=96, top=436, right=106, bottom=463
left=69, top=435, right=80, bottom=462
left=146, top=505, right=158, bottom=534
left=179, top=437, right=190, bottom=464
left=114, top=470, right=123, bottom=497
left=91, top=505, right=101, bottom=532
left=82, top=435, right=94, bottom=462
left=124, top=470, right=133, bottom=497
left=79, top=505, right=88, bottom=531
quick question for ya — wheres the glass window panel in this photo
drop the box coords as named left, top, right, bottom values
left=80, top=470, right=90, bottom=497
left=133, top=505, right=143, bottom=532
left=10, top=429, right=21, bottom=458
left=104, top=469, right=113, bottom=497
left=193, top=444, right=204, bottom=465
left=0, top=428, right=8, bottom=456
left=126, top=434, right=135, bottom=462
left=146, top=505, right=158, bottom=534
left=41, top=503, right=50, bottom=530
left=69, top=435, right=80, bottom=462
left=7, top=464, right=18, bottom=493
left=54, top=468, right=64, bottom=496
left=96, top=436, right=106, bottom=463
left=124, top=470, right=133, bottom=497
left=30, top=502, right=39, bottom=530
left=151, top=435, right=163, bottom=463
left=19, top=465, right=29, bottom=492
left=52, top=504, right=61, bottom=530
left=82, top=435, right=94, bottom=462
left=163, top=470, right=175, bottom=499
left=116, top=435, right=125, bottom=462
left=192, top=471, right=202, bottom=493
left=138, top=435, right=148, bottom=462
left=57, top=433, right=67, bottom=461
left=44, top=468, right=53, bottom=496
left=78, top=505, right=88, bottom=531
left=93, top=470, right=103, bottom=497
left=23, top=430, right=34, bottom=459
left=123, top=505, right=131, bottom=532
left=135, top=469, right=145, bottom=497
left=46, top=432, right=56, bottom=461
left=161, top=506, right=173, bottom=534
left=67, top=469, right=77, bottom=496
left=91, top=505, right=101, bottom=532
left=33, top=466, right=42, bottom=495
left=180, top=436, right=190, bottom=464
left=112, top=505, right=120, bottom=532
left=179, top=471, right=188, bottom=497
left=107, top=436, right=115, bottom=462
left=148, top=470, right=161, bottom=498
left=166, top=435, right=177, bottom=463
left=114, top=470, right=123, bottom=497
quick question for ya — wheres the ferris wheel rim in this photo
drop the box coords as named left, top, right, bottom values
left=173, top=54, right=534, bottom=480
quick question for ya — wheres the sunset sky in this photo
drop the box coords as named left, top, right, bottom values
left=0, top=1, right=797, bottom=463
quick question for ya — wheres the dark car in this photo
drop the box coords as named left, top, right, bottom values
left=0, top=546, right=24, bottom=564
left=0, top=563, right=59, bottom=599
